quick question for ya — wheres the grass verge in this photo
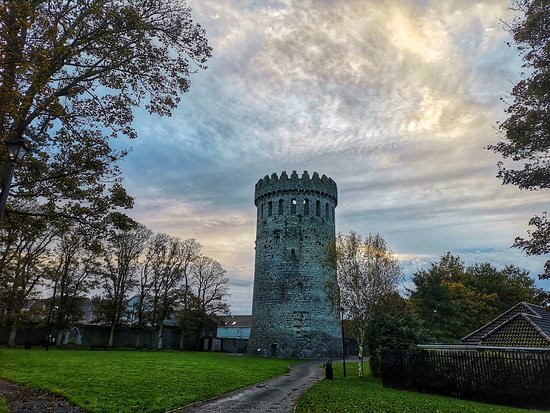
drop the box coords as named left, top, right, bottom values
left=0, top=396, right=9, bottom=413
left=296, top=362, right=546, bottom=413
left=0, top=348, right=292, bottom=413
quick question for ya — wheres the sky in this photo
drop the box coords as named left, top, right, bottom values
left=116, top=0, right=549, bottom=314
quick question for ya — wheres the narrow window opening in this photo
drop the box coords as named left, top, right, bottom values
left=316, top=200, right=321, bottom=217
left=278, top=199, right=284, bottom=215
left=274, top=230, right=281, bottom=245
left=291, top=198, right=297, bottom=214
left=332, top=206, right=335, bottom=221
left=291, top=248, right=296, bottom=260
left=325, top=203, right=329, bottom=219
left=261, top=204, right=264, bottom=218
left=303, top=198, right=309, bottom=215
left=268, top=201, right=273, bottom=217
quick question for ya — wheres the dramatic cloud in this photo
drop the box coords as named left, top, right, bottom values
left=116, top=0, right=549, bottom=313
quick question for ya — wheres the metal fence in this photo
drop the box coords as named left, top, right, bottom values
left=381, top=348, right=550, bottom=409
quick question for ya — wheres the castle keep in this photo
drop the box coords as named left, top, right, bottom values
left=247, top=170, right=342, bottom=359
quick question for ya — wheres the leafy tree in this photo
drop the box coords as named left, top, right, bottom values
left=488, top=0, right=549, bottom=279
left=410, top=253, right=546, bottom=342
left=515, top=214, right=550, bottom=279
left=467, top=263, right=546, bottom=312
left=0, top=0, right=211, bottom=223
left=367, top=293, right=431, bottom=377
left=408, top=253, right=468, bottom=342
left=176, top=303, right=220, bottom=351
left=331, top=231, right=402, bottom=378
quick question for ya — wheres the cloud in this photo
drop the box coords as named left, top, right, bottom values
left=113, top=0, right=548, bottom=313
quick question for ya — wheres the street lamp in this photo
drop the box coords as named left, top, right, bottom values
left=340, top=306, right=347, bottom=378
left=0, top=139, right=30, bottom=221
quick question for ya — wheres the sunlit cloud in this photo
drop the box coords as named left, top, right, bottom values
left=112, top=0, right=549, bottom=313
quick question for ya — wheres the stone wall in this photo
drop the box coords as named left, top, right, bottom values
left=247, top=170, right=342, bottom=359
left=220, top=338, right=248, bottom=353
left=0, top=325, right=185, bottom=349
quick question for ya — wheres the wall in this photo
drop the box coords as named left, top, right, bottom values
left=248, top=171, right=342, bottom=359
left=216, top=326, right=251, bottom=339
left=0, top=325, right=187, bottom=350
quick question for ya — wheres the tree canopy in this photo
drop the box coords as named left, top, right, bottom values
left=488, top=0, right=549, bottom=279
left=409, top=252, right=547, bottom=342
left=330, top=231, right=402, bottom=377
left=0, top=0, right=211, bottom=223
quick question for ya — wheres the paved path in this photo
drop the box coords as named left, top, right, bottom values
left=178, top=361, right=324, bottom=413
left=0, top=379, right=84, bottom=413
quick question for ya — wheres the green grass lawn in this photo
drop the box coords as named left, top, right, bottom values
left=0, top=348, right=292, bottom=413
left=296, top=362, right=547, bottom=413
left=0, top=396, right=8, bottom=413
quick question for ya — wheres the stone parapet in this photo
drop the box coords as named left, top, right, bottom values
left=254, top=170, right=338, bottom=206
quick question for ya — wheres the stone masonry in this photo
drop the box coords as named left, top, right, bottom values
left=247, top=170, right=342, bottom=359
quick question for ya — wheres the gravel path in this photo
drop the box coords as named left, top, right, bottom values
left=177, top=361, right=324, bottom=413
left=0, top=379, right=84, bottom=413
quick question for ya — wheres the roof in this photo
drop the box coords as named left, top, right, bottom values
left=461, top=302, right=550, bottom=346
left=220, top=315, right=252, bottom=328
left=526, top=303, right=550, bottom=340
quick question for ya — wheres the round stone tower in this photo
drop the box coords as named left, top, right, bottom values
left=247, top=170, right=342, bottom=359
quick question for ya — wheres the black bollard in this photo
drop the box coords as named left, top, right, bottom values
left=325, top=360, right=333, bottom=380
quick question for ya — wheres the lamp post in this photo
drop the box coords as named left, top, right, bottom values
left=0, top=139, right=30, bottom=221
left=340, top=306, right=347, bottom=377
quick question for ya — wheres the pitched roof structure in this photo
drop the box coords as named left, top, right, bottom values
left=221, top=315, right=252, bottom=327
left=461, top=302, right=550, bottom=348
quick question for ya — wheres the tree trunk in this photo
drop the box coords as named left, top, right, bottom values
left=7, top=320, right=17, bottom=347
left=56, top=330, right=64, bottom=348
left=108, top=323, right=116, bottom=348
left=135, top=330, right=141, bottom=349
left=358, top=343, right=364, bottom=378
left=157, top=323, right=164, bottom=350
left=179, top=328, right=185, bottom=351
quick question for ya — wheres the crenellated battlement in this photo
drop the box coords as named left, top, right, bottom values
left=254, top=170, right=338, bottom=205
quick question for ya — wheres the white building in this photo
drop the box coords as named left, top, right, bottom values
left=216, top=315, right=251, bottom=339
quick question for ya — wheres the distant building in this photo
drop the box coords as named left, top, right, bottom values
left=123, top=294, right=178, bottom=326
left=23, top=297, right=96, bottom=325
left=217, top=315, right=251, bottom=339
left=200, top=315, right=251, bottom=353
left=461, top=302, right=550, bottom=348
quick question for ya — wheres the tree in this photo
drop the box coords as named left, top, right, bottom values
left=99, top=222, right=150, bottom=347
left=488, top=0, right=549, bottom=278
left=367, top=293, right=431, bottom=377
left=409, top=252, right=546, bottom=342
left=45, top=225, right=101, bottom=346
left=176, top=256, right=229, bottom=350
left=409, top=253, right=485, bottom=342
left=176, top=238, right=202, bottom=350
left=332, top=231, right=402, bottom=378
left=144, top=233, right=202, bottom=349
left=515, top=214, right=550, bottom=279
left=180, top=238, right=202, bottom=313
left=134, top=241, right=155, bottom=348
left=0, top=0, right=211, bottom=223
left=147, top=233, right=183, bottom=349
left=0, top=204, right=60, bottom=346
